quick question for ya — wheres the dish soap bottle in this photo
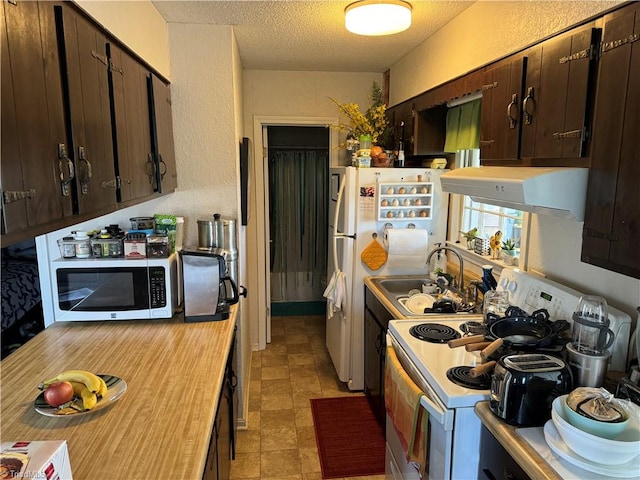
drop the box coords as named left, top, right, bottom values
left=481, top=265, right=497, bottom=293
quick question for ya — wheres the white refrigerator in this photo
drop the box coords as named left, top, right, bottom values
left=326, top=166, right=449, bottom=390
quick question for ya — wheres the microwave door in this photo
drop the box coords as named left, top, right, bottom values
left=67, top=273, right=138, bottom=310
left=58, top=269, right=149, bottom=312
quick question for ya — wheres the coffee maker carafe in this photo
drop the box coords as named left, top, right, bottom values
left=180, top=247, right=239, bottom=322
left=566, top=295, right=615, bottom=387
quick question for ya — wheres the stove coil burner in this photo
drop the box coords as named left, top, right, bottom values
left=459, top=321, right=486, bottom=335
left=446, top=366, right=491, bottom=390
left=409, top=323, right=461, bottom=343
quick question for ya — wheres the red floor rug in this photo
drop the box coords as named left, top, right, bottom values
left=310, top=396, right=386, bottom=479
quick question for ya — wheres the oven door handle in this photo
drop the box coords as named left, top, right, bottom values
left=419, top=394, right=454, bottom=431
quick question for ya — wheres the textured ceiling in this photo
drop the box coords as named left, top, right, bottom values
left=152, top=1, right=474, bottom=72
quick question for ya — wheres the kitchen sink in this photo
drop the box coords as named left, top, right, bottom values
left=368, top=276, right=479, bottom=317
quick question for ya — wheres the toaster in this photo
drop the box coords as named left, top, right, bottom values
left=490, top=353, right=573, bottom=426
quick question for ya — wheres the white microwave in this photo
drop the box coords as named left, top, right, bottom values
left=49, top=254, right=178, bottom=321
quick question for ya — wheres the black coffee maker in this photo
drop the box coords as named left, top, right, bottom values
left=180, top=247, right=239, bottom=322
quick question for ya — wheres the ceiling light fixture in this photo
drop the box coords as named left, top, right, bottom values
left=345, top=0, right=412, bottom=36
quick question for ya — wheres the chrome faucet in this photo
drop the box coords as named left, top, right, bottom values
left=426, top=246, right=464, bottom=291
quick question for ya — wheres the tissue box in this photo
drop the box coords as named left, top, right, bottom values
left=474, top=237, right=491, bottom=256
left=1, top=440, right=73, bottom=479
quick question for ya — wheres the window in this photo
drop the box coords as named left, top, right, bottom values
left=461, top=198, right=524, bottom=254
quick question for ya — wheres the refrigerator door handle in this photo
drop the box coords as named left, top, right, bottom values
left=332, top=174, right=355, bottom=272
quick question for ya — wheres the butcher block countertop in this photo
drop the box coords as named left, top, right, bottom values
left=475, top=402, right=561, bottom=480
left=0, top=307, right=237, bottom=480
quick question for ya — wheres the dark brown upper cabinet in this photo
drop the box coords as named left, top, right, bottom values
left=519, top=24, right=601, bottom=165
left=386, top=100, right=415, bottom=155
left=1, top=1, right=72, bottom=238
left=479, top=56, right=526, bottom=164
left=1, top=1, right=177, bottom=245
left=56, top=4, right=116, bottom=215
left=149, top=74, right=178, bottom=193
left=582, top=2, right=640, bottom=279
left=108, top=42, right=156, bottom=203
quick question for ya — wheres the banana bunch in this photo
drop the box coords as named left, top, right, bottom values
left=39, top=370, right=107, bottom=413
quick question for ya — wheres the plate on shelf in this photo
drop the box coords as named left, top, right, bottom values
left=543, top=420, right=640, bottom=478
left=34, top=374, right=127, bottom=417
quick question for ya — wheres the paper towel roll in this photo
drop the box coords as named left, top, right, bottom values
left=385, top=229, right=429, bottom=270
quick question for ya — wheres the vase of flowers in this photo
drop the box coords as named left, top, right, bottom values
left=330, top=81, right=392, bottom=149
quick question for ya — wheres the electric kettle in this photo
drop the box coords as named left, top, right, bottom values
left=180, top=247, right=239, bottom=322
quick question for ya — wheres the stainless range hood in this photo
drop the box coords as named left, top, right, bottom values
left=440, top=166, right=589, bottom=221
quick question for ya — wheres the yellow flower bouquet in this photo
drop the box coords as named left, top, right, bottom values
left=330, top=81, right=391, bottom=147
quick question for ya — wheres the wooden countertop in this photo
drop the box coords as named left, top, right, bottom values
left=0, top=308, right=237, bottom=480
left=475, top=402, right=561, bottom=480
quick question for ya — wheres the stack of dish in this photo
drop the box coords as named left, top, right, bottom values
left=544, top=395, right=640, bottom=476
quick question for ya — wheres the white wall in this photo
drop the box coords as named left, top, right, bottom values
left=242, top=70, right=382, bottom=350
left=389, top=0, right=639, bottom=319
left=75, top=0, right=170, bottom=78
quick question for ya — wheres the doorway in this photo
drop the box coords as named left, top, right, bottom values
left=267, top=126, right=329, bottom=316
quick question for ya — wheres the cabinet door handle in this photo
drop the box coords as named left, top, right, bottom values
left=2, top=189, right=37, bottom=204
left=479, top=140, right=495, bottom=147
left=522, top=87, right=536, bottom=125
left=552, top=129, right=582, bottom=140
left=58, top=143, right=75, bottom=196
left=78, top=146, right=92, bottom=195
left=158, top=154, right=167, bottom=180
left=506, top=93, right=518, bottom=129
left=147, top=153, right=157, bottom=185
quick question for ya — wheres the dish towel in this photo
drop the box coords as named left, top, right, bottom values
left=323, top=270, right=346, bottom=319
left=385, top=345, right=428, bottom=474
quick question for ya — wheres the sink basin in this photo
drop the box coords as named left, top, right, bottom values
left=369, top=276, right=479, bottom=317
left=375, top=278, right=428, bottom=295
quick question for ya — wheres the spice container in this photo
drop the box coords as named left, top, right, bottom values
left=124, top=233, right=147, bottom=259
left=146, top=234, right=170, bottom=258
left=73, top=232, right=91, bottom=258
left=91, top=235, right=124, bottom=258
left=130, top=216, right=155, bottom=230
left=57, top=237, right=77, bottom=259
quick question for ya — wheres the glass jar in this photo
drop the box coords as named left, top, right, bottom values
left=57, top=236, right=76, bottom=259
left=73, top=232, right=91, bottom=258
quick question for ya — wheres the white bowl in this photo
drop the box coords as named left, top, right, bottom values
left=550, top=395, right=640, bottom=465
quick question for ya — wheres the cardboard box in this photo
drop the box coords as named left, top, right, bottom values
left=1, top=441, right=73, bottom=480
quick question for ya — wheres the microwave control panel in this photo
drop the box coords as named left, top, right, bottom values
left=149, top=266, right=167, bottom=308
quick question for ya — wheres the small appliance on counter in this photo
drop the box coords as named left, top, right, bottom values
left=566, top=295, right=615, bottom=387
left=180, top=247, right=239, bottom=322
left=197, top=213, right=239, bottom=285
left=490, top=353, right=573, bottom=426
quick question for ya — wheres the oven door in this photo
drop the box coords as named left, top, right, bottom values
left=387, top=333, right=455, bottom=480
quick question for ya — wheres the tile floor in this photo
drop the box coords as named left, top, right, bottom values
left=230, top=314, right=386, bottom=480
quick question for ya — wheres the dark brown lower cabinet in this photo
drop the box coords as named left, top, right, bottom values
left=203, top=329, right=237, bottom=480
left=582, top=2, right=640, bottom=279
left=364, top=286, right=394, bottom=432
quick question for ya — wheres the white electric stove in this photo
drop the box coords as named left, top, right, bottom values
left=385, top=267, right=633, bottom=480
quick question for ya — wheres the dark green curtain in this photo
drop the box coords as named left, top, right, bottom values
left=444, top=99, right=482, bottom=152
left=269, top=150, right=328, bottom=302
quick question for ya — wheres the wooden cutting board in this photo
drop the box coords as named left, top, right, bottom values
left=361, top=234, right=387, bottom=271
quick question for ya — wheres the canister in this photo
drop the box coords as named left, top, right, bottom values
left=73, top=232, right=91, bottom=258
left=57, top=237, right=76, bottom=259
left=214, top=214, right=237, bottom=253
left=197, top=218, right=216, bottom=248
left=129, top=216, right=155, bottom=230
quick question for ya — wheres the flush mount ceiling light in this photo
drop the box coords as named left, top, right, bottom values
left=345, top=0, right=412, bottom=36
